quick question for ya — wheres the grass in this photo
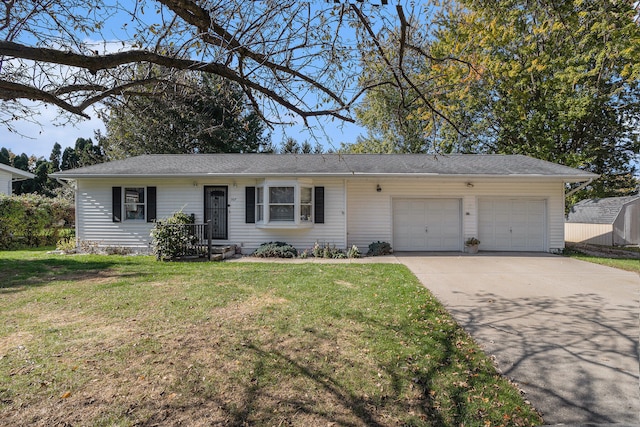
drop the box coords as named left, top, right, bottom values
left=0, top=250, right=542, bottom=426
left=564, top=247, right=640, bottom=273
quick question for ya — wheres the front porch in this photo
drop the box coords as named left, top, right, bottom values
left=152, top=221, right=236, bottom=261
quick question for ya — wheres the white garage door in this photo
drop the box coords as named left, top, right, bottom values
left=393, top=199, right=462, bottom=251
left=478, top=199, right=546, bottom=251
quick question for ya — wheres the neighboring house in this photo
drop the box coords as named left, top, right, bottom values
left=565, top=195, right=640, bottom=246
left=52, top=154, right=596, bottom=254
left=0, top=163, right=35, bottom=195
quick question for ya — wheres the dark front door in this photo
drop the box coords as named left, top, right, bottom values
left=204, top=186, right=228, bottom=240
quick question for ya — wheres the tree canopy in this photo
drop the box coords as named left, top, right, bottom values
left=1, top=138, right=105, bottom=196
left=0, top=0, right=455, bottom=134
left=353, top=0, right=640, bottom=199
left=98, top=72, right=270, bottom=157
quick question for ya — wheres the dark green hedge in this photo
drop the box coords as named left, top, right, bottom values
left=0, top=194, right=75, bottom=249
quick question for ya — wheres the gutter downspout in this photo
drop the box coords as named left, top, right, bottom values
left=565, top=178, right=593, bottom=198
left=55, top=178, right=74, bottom=189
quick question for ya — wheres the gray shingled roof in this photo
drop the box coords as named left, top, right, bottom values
left=566, top=195, right=640, bottom=224
left=52, top=153, right=596, bottom=181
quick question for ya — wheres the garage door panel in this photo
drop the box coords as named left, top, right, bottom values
left=394, top=199, right=461, bottom=251
left=478, top=198, right=546, bottom=252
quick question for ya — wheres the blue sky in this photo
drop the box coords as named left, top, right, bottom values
left=2, top=0, right=637, bottom=172
left=0, top=102, right=367, bottom=158
left=0, top=0, right=374, bottom=158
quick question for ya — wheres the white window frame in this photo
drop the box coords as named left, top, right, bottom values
left=256, top=179, right=314, bottom=228
left=256, top=186, right=264, bottom=223
left=123, top=187, right=146, bottom=221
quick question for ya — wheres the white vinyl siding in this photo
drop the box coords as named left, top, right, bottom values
left=614, top=201, right=640, bottom=246
left=347, top=179, right=565, bottom=252
left=74, top=177, right=566, bottom=253
left=75, top=178, right=346, bottom=253
left=0, top=170, right=11, bottom=195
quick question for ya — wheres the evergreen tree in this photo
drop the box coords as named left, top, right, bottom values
left=100, top=72, right=270, bottom=157
left=49, top=143, right=62, bottom=172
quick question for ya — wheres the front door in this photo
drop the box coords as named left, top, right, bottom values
left=204, top=186, right=228, bottom=240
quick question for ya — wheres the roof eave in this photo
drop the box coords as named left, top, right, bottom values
left=52, top=172, right=598, bottom=181
left=0, top=165, right=35, bottom=180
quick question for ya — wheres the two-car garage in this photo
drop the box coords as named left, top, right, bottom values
left=392, top=198, right=547, bottom=252
left=478, top=198, right=546, bottom=252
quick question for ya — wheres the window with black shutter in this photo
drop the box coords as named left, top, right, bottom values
left=147, top=187, right=156, bottom=222
left=314, top=186, right=324, bottom=224
left=113, top=186, right=155, bottom=222
left=245, top=186, right=255, bottom=223
left=112, top=187, right=122, bottom=222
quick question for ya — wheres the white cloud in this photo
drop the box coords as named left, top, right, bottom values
left=1, top=101, right=105, bottom=158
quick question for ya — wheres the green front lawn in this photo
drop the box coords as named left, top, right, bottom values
left=0, top=250, right=541, bottom=426
left=564, top=247, right=640, bottom=273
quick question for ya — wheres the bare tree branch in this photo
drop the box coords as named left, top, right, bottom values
left=0, top=80, right=90, bottom=118
left=158, top=0, right=347, bottom=107
left=0, top=40, right=355, bottom=123
left=0, top=0, right=473, bottom=137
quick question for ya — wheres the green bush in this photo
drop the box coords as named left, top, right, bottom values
left=310, top=242, right=348, bottom=259
left=150, top=212, right=196, bottom=260
left=56, top=237, right=76, bottom=253
left=253, top=241, right=298, bottom=258
left=367, top=241, right=392, bottom=256
left=346, top=244, right=361, bottom=259
left=0, top=194, right=74, bottom=249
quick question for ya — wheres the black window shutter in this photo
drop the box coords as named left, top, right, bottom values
left=112, top=187, right=122, bottom=222
left=314, top=186, right=324, bottom=224
left=245, top=186, right=255, bottom=223
left=147, top=187, right=157, bottom=222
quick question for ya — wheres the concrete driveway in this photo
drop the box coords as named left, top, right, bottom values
left=396, top=253, right=640, bottom=426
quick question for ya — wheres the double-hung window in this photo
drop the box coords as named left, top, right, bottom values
left=112, top=186, right=156, bottom=223
left=256, top=187, right=264, bottom=222
left=269, top=186, right=295, bottom=221
left=124, top=187, right=145, bottom=220
left=300, top=187, right=312, bottom=222
left=253, top=180, right=315, bottom=227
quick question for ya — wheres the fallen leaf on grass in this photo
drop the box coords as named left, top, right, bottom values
left=60, top=391, right=71, bottom=399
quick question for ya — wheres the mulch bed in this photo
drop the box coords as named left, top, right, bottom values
left=566, top=243, right=640, bottom=259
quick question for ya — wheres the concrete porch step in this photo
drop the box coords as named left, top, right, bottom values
left=209, top=245, right=236, bottom=261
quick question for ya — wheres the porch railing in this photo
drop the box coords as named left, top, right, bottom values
left=155, top=221, right=214, bottom=259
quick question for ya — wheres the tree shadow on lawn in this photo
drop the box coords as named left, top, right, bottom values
left=444, top=290, right=640, bottom=424
left=0, top=257, right=122, bottom=294
left=192, top=319, right=510, bottom=426
left=186, top=341, right=451, bottom=427
left=230, top=343, right=394, bottom=427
